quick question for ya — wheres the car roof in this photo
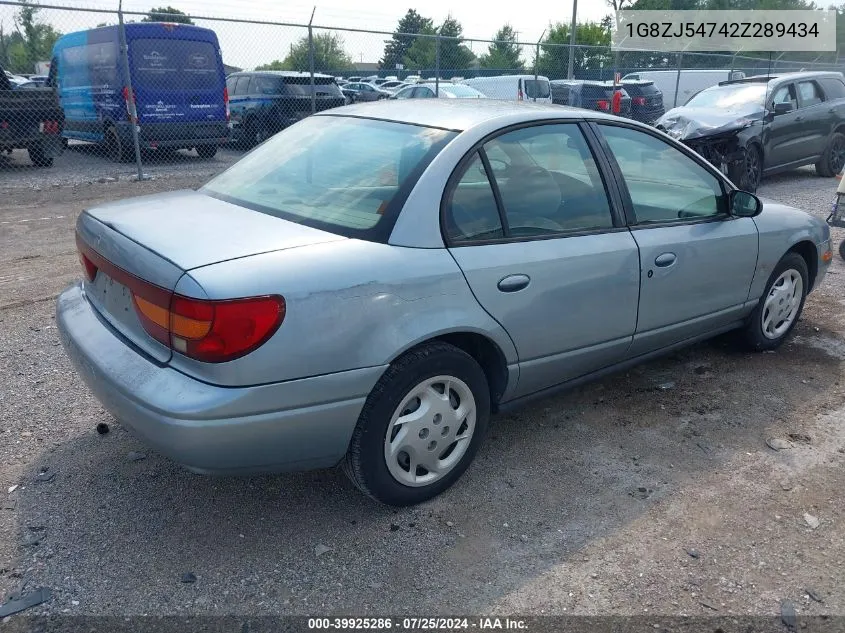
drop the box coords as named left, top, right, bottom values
left=315, top=98, right=617, bottom=131
left=719, top=70, right=844, bottom=86
left=236, top=70, right=335, bottom=79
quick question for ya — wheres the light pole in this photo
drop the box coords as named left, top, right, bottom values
left=567, top=0, right=577, bottom=79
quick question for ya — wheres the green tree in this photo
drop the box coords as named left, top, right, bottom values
left=479, top=24, right=523, bottom=70
left=142, top=6, right=194, bottom=24
left=402, top=24, right=437, bottom=71
left=0, top=1, right=61, bottom=74
left=256, top=32, right=353, bottom=73
left=537, top=21, right=611, bottom=79
left=380, top=9, right=433, bottom=71
left=438, top=15, right=475, bottom=71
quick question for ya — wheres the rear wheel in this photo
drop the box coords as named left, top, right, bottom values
left=815, top=132, right=845, bottom=178
left=196, top=144, right=218, bottom=159
left=104, top=126, right=130, bottom=163
left=28, top=143, right=53, bottom=167
left=741, top=252, right=808, bottom=351
left=839, top=239, right=845, bottom=262
left=344, top=342, right=490, bottom=506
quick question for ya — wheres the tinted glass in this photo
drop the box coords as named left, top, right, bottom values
left=819, top=77, right=845, bottom=99
left=524, top=79, right=550, bottom=99
left=131, top=38, right=221, bottom=90
left=445, top=152, right=504, bottom=242
left=600, top=125, right=726, bottom=223
left=233, top=75, right=250, bottom=95
left=484, top=124, right=613, bottom=236
left=279, top=77, right=343, bottom=97
left=394, top=86, right=414, bottom=99
left=202, top=116, right=456, bottom=238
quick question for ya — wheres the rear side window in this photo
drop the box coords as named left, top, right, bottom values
left=278, top=77, right=343, bottom=97
left=131, top=38, right=222, bottom=90
left=819, top=77, right=845, bottom=99
left=444, top=152, right=504, bottom=242
left=233, top=75, right=251, bottom=95
left=524, top=79, right=550, bottom=99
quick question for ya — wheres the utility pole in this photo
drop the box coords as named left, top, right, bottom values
left=566, top=0, right=577, bottom=79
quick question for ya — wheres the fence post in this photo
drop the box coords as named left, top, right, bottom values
left=308, top=8, right=316, bottom=115
left=673, top=51, right=683, bottom=108
left=435, top=34, right=440, bottom=96
left=566, top=0, right=577, bottom=79
left=117, top=2, right=144, bottom=180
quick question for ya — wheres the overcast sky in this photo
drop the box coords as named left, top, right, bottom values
left=1, top=0, right=612, bottom=69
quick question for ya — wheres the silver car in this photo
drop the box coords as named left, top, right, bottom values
left=57, top=100, right=833, bottom=506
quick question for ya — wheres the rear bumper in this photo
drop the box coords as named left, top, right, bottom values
left=118, top=121, right=231, bottom=149
left=56, top=283, right=385, bottom=474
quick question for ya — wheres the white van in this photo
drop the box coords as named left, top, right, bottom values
left=461, top=74, right=552, bottom=103
left=622, top=69, right=746, bottom=111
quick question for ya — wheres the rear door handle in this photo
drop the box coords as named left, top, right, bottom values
left=497, top=274, right=530, bottom=293
left=654, top=253, right=677, bottom=267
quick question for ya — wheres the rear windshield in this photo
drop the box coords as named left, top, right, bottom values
left=131, top=38, right=221, bottom=90
left=524, top=79, right=550, bottom=99
left=624, top=82, right=660, bottom=96
left=440, top=84, right=484, bottom=98
left=201, top=116, right=457, bottom=241
left=252, top=75, right=343, bottom=97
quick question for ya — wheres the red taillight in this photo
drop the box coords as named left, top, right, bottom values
left=40, top=120, right=59, bottom=134
left=79, top=253, right=97, bottom=281
left=632, top=96, right=646, bottom=105
left=223, top=86, right=230, bottom=122
left=77, top=235, right=285, bottom=362
left=596, top=99, right=610, bottom=111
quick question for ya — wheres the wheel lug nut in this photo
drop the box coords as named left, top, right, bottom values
left=427, top=441, right=437, bottom=451
left=433, top=414, right=442, bottom=425
left=419, top=428, right=429, bottom=439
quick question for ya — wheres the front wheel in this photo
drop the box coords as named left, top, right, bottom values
left=344, top=342, right=490, bottom=506
left=731, top=143, right=762, bottom=193
left=741, top=252, right=808, bottom=351
left=196, top=144, right=218, bottom=159
left=839, top=239, right=845, bottom=262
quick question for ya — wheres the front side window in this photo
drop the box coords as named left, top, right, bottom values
left=772, top=84, right=798, bottom=109
left=599, top=124, right=726, bottom=223
left=202, top=116, right=456, bottom=240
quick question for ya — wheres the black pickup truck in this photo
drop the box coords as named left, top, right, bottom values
left=656, top=71, right=845, bottom=192
left=0, top=65, right=64, bottom=167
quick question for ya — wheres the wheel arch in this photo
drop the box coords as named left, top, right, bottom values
left=788, top=239, right=818, bottom=291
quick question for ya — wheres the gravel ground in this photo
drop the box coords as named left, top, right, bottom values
left=1, top=162, right=844, bottom=621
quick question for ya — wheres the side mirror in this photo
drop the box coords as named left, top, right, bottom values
left=773, top=102, right=794, bottom=115
left=730, top=190, right=762, bottom=217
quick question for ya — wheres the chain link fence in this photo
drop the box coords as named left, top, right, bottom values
left=0, top=0, right=842, bottom=180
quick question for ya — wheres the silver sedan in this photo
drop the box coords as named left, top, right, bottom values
left=57, top=100, right=833, bottom=506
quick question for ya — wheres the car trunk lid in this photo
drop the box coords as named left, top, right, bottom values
left=77, top=190, right=345, bottom=362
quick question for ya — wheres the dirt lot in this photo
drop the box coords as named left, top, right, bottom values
left=1, top=158, right=844, bottom=623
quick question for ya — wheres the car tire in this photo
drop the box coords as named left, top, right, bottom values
left=815, top=132, right=845, bottom=178
left=28, top=144, right=53, bottom=167
left=104, top=126, right=130, bottom=163
left=196, top=144, right=217, bottom=159
left=343, top=341, right=491, bottom=506
left=741, top=252, right=808, bottom=352
left=733, top=143, right=762, bottom=193
left=839, top=239, right=845, bottom=262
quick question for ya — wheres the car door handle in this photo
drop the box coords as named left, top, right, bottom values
left=654, top=253, right=677, bottom=267
left=497, top=274, right=530, bottom=293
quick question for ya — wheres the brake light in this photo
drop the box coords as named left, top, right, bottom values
left=596, top=99, right=610, bottom=111
left=223, top=86, right=230, bottom=121
left=517, top=88, right=524, bottom=101
left=77, top=235, right=285, bottom=362
left=79, top=253, right=97, bottom=281
left=632, top=96, right=646, bottom=105
left=39, top=120, right=59, bottom=134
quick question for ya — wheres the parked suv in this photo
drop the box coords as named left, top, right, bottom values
left=227, top=71, right=346, bottom=148
left=550, top=80, right=631, bottom=117
left=657, top=71, right=845, bottom=192
left=614, top=80, right=664, bottom=124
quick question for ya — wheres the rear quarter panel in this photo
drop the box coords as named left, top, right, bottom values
left=174, top=239, right=519, bottom=389
left=749, top=201, right=830, bottom=299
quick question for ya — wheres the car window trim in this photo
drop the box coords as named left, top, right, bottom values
left=439, top=119, right=625, bottom=248
left=478, top=148, right=510, bottom=236
left=587, top=119, right=734, bottom=228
